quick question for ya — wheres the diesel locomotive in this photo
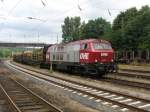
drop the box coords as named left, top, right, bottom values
left=13, top=39, right=118, bottom=76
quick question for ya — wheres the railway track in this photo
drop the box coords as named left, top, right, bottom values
left=120, top=68, right=150, bottom=74
left=10, top=61, right=150, bottom=90
left=102, top=77, right=150, bottom=90
left=0, top=76, right=62, bottom=112
left=0, top=87, right=11, bottom=112
left=117, top=70, right=150, bottom=80
left=6, top=61, right=150, bottom=112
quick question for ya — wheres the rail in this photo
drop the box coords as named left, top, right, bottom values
left=7, top=62, right=150, bottom=112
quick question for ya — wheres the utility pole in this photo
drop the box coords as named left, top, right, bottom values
left=50, top=61, right=53, bottom=73
left=38, top=32, right=39, bottom=44
left=11, top=51, right=14, bottom=58
left=49, top=33, right=54, bottom=73
left=57, top=33, right=58, bottom=44
left=9, top=33, right=12, bottom=43
left=23, top=34, right=26, bottom=51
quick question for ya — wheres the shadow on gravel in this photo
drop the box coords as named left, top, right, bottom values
left=56, top=69, right=107, bottom=80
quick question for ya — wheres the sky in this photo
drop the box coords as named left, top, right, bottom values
left=0, top=0, right=150, bottom=44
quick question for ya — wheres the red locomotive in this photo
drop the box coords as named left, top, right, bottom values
left=13, top=39, right=117, bottom=76
left=46, top=39, right=117, bottom=76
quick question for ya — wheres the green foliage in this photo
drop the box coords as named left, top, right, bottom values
left=62, top=5, right=150, bottom=51
left=0, top=48, right=11, bottom=58
left=80, top=18, right=111, bottom=39
left=113, top=7, right=138, bottom=31
left=62, top=17, right=111, bottom=42
left=111, top=5, right=150, bottom=50
left=62, top=16, right=81, bottom=42
left=0, top=48, right=30, bottom=58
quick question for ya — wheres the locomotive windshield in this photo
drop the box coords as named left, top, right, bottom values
left=93, top=43, right=112, bottom=50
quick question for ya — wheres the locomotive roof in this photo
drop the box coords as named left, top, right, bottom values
left=50, top=39, right=110, bottom=48
left=66, top=39, right=110, bottom=45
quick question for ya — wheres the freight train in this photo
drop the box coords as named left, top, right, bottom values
left=13, top=39, right=118, bottom=76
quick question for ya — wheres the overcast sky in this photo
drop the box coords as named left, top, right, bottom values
left=0, top=0, right=150, bottom=44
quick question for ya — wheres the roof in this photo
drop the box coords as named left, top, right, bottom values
left=66, top=38, right=110, bottom=45
left=49, top=38, right=110, bottom=48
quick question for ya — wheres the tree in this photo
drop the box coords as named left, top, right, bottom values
left=111, top=6, right=150, bottom=50
left=138, top=33, right=150, bottom=49
left=62, top=17, right=111, bottom=42
left=61, top=5, right=150, bottom=51
left=62, top=16, right=81, bottom=42
left=113, top=7, right=138, bottom=31
left=124, top=6, right=150, bottom=50
left=80, top=18, right=111, bottom=39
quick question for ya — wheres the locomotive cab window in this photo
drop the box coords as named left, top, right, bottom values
left=93, top=43, right=112, bottom=50
left=81, top=43, right=88, bottom=50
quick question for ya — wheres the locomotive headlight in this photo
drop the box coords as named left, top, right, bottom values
left=95, top=59, right=98, bottom=62
left=111, top=59, right=114, bottom=62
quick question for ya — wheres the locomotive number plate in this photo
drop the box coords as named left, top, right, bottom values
left=101, top=53, right=108, bottom=57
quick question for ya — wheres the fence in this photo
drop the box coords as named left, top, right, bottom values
left=115, top=50, right=150, bottom=63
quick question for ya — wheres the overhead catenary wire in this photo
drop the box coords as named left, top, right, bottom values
left=7, top=0, right=23, bottom=16
left=0, top=0, right=129, bottom=43
left=77, top=0, right=82, bottom=11
left=28, top=0, right=128, bottom=43
left=1, top=0, right=126, bottom=23
left=41, top=0, right=47, bottom=7
left=108, top=9, right=111, bottom=16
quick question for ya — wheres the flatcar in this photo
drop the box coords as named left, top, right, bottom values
left=13, top=46, right=52, bottom=66
left=13, top=52, right=23, bottom=63
left=46, top=39, right=117, bottom=76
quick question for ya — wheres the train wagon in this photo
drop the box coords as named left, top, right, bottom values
left=13, top=53, right=23, bottom=63
left=40, top=44, right=53, bottom=68
left=47, top=39, right=117, bottom=76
